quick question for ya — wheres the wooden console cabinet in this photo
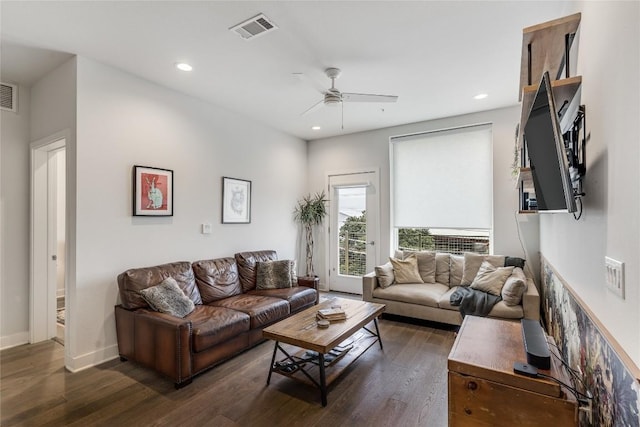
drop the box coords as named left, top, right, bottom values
left=448, top=316, right=578, bottom=426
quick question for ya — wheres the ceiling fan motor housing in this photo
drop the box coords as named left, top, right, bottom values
left=324, top=90, right=342, bottom=105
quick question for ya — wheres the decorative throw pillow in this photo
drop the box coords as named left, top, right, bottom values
left=502, top=267, right=528, bottom=306
left=505, top=256, right=526, bottom=269
left=403, top=250, right=436, bottom=283
left=375, top=262, right=395, bottom=288
left=139, top=277, right=195, bottom=318
left=449, top=254, right=464, bottom=287
left=256, top=260, right=296, bottom=290
left=389, top=253, right=424, bottom=284
left=460, top=253, right=506, bottom=286
left=435, top=253, right=451, bottom=285
left=470, top=261, right=515, bottom=296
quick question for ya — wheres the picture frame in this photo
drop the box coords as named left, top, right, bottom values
left=133, top=165, right=173, bottom=216
left=222, top=177, right=251, bottom=224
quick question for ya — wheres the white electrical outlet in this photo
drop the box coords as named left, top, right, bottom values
left=605, top=256, right=624, bottom=299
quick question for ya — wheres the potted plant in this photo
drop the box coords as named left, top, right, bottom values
left=294, top=191, right=328, bottom=278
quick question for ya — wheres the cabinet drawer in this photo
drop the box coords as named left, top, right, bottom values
left=448, top=372, right=577, bottom=427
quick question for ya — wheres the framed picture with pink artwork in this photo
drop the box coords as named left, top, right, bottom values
left=222, top=176, right=251, bottom=224
left=133, top=165, right=173, bottom=216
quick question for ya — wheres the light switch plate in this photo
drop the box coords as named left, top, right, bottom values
left=201, top=223, right=212, bottom=234
left=605, top=256, right=624, bottom=299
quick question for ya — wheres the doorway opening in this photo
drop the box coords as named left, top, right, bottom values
left=31, top=134, right=67, bottom=346
left=327, top=170, right=379, bottom=295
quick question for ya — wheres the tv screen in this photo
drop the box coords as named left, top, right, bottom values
left=524, top=71, right=577, bottom=213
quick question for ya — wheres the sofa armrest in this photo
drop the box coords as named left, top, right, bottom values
left=522, top=278, right=540, bottom=321
left=362, top=272, right=377, bottom=302
left=133, top=309, right=193, bottom=387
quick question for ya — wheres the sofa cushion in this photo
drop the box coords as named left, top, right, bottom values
left=435, top=253, right=451, bottom=285
left=460, top=253, right=506, bottom=286
left=469, top=261, right=514, bottom=296
left=189, top=305, right=251, bottom=352
left=209, top=294, right=289, bottom=329
left=139, top=277, right=195, bottom=318
left=256, top=260, right=297, bottom=289
left=192, top=257, right=243, bottom=304
left=488, top=301, right=524, bottom=319
left=438, top=287, right=461, bottom=311
left=449, top=255, right=464, bottom=287
left=249, top=287, right=316, bottom=312
left=235, top=250, right=278, bottom=292
left=372, top=283, right=449, bottom=308
left=117, top=261, right=202, bottom=310
left=390, top=254, right=423, bottom=284
left=375, top=262, right=395, bottom=288
left=502, top=267, right=527, bottom=306
left=402, top=250, right=436, bottom=283
left=439, top=286, right=525, bottom=319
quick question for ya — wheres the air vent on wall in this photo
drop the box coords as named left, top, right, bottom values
left=229, top=13, right=278, bottom=40
left=1, top=83, right=17, bottom=113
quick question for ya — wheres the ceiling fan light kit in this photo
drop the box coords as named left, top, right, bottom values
left=300, top=67, right=399, bottom=120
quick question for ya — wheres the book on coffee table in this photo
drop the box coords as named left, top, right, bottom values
left=317, top=308, right=347, bottom=321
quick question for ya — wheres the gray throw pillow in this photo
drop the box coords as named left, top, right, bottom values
left=502, top=267, right=528, bottom=306
left=139, top=277, right=195, bottom=318
left=256, top=259, right=297, bottom=289
left=375, top=262, right=395, bottom=288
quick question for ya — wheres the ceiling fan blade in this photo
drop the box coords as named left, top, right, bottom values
left=342, top=93, right=398, bottom=103
left=301, top=99, right=324, bottom=116
left=292, top=72, right=327, bottom=95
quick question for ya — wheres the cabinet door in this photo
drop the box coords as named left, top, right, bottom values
left=448, top=372, right=577, bottom=427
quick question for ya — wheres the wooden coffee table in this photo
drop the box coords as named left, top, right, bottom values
left=263, top=297, right=385, bottom=406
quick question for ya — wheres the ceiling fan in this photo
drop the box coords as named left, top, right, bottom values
left=300, top=67, right=398, bottom=117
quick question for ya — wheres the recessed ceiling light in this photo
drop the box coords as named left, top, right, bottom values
left=474, top=93, right=488, bottom=100
left=176, top=63, right=193, bottom=72
left=311, top=126, right=321, bottom=130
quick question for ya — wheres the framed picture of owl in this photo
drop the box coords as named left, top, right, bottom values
left=222, top=177, right=251, bottom=224
left=133, top=165, right=173, bottom=216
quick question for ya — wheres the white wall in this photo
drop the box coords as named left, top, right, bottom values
left=308, top=106, right=540, bottom=287
left=71, top=57, right=306, bottom=368
left=0, top=84, right=31, bottom=348
left=539, top=1, right=640, bottom=365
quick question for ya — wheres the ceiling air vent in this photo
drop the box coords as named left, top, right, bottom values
left=1, top=83, right=17, bottom=113
left=230, top=13, right=278, bottom=40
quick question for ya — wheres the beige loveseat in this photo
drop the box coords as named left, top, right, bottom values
left=362, top=251, right=540, bottom=326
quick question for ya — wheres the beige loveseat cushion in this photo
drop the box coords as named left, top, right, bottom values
left=373, top=282, right=449, bottom=308
left=437, top=286, right=524, bottom=319
left=469, top=261, right=514, bottom=296
left=449, top=255, right=464, bottom=287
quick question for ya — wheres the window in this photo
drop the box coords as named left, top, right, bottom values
left=390, top=124, right=492, bottom=254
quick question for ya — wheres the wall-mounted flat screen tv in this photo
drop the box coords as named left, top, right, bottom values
left=524, top=71, right=577, bottom=213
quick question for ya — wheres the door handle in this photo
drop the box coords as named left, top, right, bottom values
left=368, top=241, right=375, bottom=246
left=52, top=255, right=57, bottom=261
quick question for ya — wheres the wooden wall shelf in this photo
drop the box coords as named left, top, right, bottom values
left=519, top=12, right=582, bottom=99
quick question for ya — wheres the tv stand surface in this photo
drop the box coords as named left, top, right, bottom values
left=447, top=316, right=578, bottom=426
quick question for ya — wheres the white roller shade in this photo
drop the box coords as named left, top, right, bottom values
left=391, top=124, right=492, bottom=229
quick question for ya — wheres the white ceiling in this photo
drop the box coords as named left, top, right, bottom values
left=0, top=1, right=575, bottom=141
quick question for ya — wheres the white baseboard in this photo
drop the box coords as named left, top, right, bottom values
left=0, top=331, right=29, bottom=350
left=65, top=344, right=120, bottom=372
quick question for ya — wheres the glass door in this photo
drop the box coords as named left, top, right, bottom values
left=328, top=172, right=378, bottom=294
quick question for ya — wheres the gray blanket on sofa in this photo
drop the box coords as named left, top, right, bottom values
left=449, top=287, right=501, bottom=318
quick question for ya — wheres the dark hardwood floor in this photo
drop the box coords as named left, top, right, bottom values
left=1, top=315, right=455, bottom=427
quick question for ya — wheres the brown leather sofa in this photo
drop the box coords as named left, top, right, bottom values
left=115, top=250, right=317, bottom=387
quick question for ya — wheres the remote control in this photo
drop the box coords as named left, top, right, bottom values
left=513, top=361, right=539, bottom=378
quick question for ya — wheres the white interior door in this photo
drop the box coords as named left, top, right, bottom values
left=328, top=171, right=379, bottom=294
